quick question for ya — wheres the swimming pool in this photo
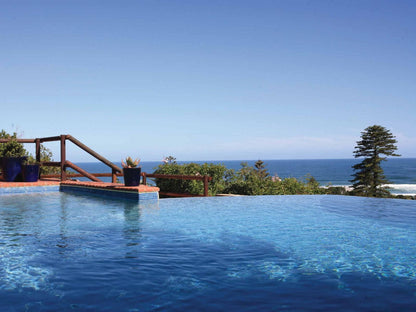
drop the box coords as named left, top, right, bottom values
left=1, top=193, right=416, bottom=311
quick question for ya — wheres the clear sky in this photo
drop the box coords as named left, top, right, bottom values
left=1, top=0, right=415, bottom=162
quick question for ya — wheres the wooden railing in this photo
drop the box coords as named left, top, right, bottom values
left=0, top=134, right=122, bottom=183
left=142, top=173, right=212, bottom=197
left=1, top=135, right=213, bottom=196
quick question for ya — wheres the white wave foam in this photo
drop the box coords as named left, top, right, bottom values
left=385, top=184, right=416, bottom=195
left=325, top=184, right=416, bottom=195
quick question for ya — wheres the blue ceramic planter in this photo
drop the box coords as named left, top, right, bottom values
left=22, top=164, right=40, bottom=182
left=1, top=157, right=27, bottom=182
left=123, top=167, right=141, bottom=186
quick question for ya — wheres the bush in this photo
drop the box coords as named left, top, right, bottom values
left=223, top=162, right=276, bottom=195
left=153, top=158, right=325, bottom=196
left=325, top=186, right=350, bottom=195
left=0, top=131, right=27, bottom=158
left=153, top=158, right=231, bottom=196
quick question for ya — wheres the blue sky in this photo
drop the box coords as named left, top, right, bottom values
left=1, top=0, right=415, bottom=162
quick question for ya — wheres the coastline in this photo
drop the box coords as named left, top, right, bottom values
left=72, top=158, right=416, bottom=196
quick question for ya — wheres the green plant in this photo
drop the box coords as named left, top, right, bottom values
left=325, top=186, right=350, bottom=195
left=154, top=158, right=230, bottom=196
left=122, top=157, right=141, bottom=168
left=0, top=131, right=27, bottom=158
left=23, top=156, right=39, bottom=165
left=0, top=139, right=27, bottom=158
left=350, top=125, right=400, bottom=197
left=154, top=158, right=324, bottom=196
left=162, top=156, right=177, bottom=164
left=254, top=160, right=269, bottom=179
left=38, top=145, right=61, bottom=175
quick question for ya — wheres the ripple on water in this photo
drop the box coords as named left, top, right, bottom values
left=1, top=193, right=416, bottom=311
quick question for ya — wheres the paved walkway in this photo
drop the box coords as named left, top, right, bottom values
left=0, top=179, right=60, bottom=188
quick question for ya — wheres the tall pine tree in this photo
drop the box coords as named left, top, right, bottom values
left=351, top=125, right=400, bottom=197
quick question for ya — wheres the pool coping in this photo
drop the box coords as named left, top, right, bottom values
left=0, top=180, right=159, bottom=201
left=0, top=180, right=61, bottom=195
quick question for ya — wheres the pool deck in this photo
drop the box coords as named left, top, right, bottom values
left=0, top=179, right=61, bottom=194
left=0, top=179, right=159, bottom=201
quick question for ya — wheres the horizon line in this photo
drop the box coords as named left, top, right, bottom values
left=73, top=157, right=416, bottom=163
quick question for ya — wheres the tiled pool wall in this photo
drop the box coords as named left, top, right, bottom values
left=60, top=184, right=159, bottom=201
left=0, top=184, right=159, bottom=201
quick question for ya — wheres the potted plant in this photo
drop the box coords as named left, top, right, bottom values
left=22, top=157, right=40, bottom=182
left=0, top=138, right=28, bottom=182
left=122, top=157, right=141, bottom=186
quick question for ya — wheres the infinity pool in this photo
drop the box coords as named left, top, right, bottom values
left=1, top=193, right=416, bottom=311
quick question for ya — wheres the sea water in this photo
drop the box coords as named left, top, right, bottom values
left=1, top=193, right=416, bottom=311
left=75, top=158, right=416, bottom=195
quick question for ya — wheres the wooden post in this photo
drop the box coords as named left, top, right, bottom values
left=203, top=175, right=209, bottom=196
left=142, top=172, right=147, bottom=185
left=35, top=139, right=41, bottom=162
left=60, top=135, right=67, bottom=181
left=112, top=168, right=117, bottom=183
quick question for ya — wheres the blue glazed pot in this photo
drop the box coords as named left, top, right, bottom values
left=22, top=164, right=40, bottom=182
left=1, top=157, right=27, bottom=182
left=123, top=167, right=141, bottom=186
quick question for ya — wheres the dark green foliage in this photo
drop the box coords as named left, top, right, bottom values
left=154, top=158, right=324, bottom=196
left=0, top=131, right=27, bottom=158
left=305, top=174, right=320, bottom=189
left=223, top=162, right=274, bottom=195
left=154, top=159, right=231, bottom=196
left=276, top=176, right=325, bottom=195
left=223, top=163, right=324, bottom=195
left=254, top=160, right=269, bottom=179
left=395, top=195, right=416, bottom=200
left=163, top=156, right=177, bottom=164
left=29, top=145, right=61, bottom=175
left=350, top=125, right=400, bottom=197
left=325, top=186, right=350, bottom=195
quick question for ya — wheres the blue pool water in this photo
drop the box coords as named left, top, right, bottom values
left=1, top=193, right=416, bottom=311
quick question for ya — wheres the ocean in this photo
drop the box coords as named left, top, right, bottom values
left=74, top=158, right=416, bottom=195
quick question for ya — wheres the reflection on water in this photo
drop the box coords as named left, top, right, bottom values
left=0, top=193, right=160, bottom=291
left=57, top=193, right=70, bottom=250
left=123, top=201, right=142, bottom=258
left=0, top=194, right=58, bottom=290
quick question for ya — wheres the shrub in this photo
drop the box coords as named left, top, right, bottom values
left=153, top=158, right=231, bottom=196
left=153, top=158, right=325, bottom=196
left=0, top=131, right=27, bottom=158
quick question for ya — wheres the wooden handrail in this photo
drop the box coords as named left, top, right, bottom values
left=0, top=139, right=36, bottom=143
left=65, top=161, right=101, bottom=182
left=42, top=172, right=124, bottom=179
left=0, top=134, right=122, bottom=183
left=41, top=161, right=61, bottom=167
left=66, top=135, right=122, bottom=173
left=143, top=173, right=212, bottom=196
left=0, top=136, right=61, bottom=143
left=39, top=136, right=62, bottom=143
